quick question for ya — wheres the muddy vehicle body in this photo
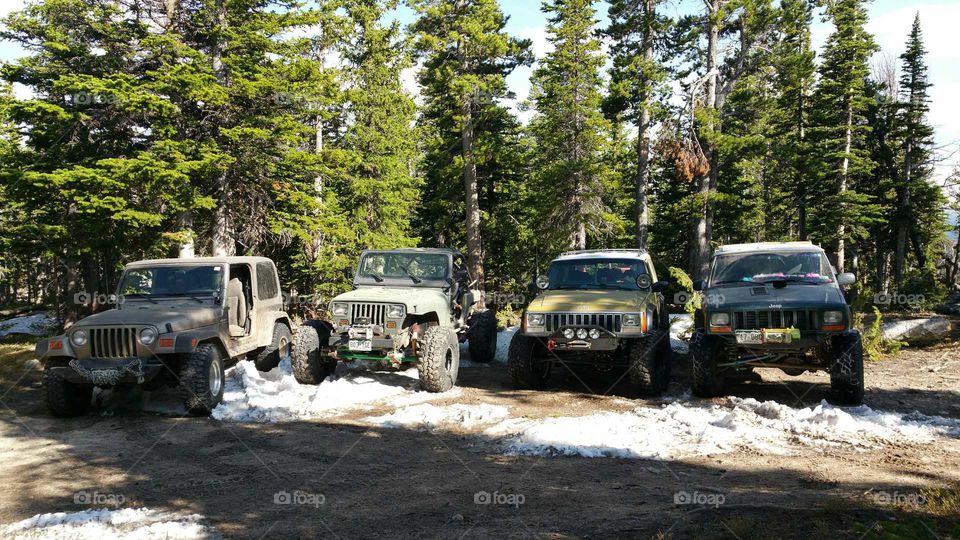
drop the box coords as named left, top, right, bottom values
left=35, top=256, right=292, bottom=416
left=690, top=242, right=864, bottom=404
left=508, top=250, right=673, bottom=395
left=291, top=248, right=497, bottom=392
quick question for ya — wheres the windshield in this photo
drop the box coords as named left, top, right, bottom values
left=709, top=251, right=834, bottom=285
left=118, top=265, right=223, bottom=297
left=547, top=258, right=648, bottom=290
left=358, top=252, right=450, bottom=281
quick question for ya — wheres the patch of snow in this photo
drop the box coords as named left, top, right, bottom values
left=0, top=507, right=215, bottom=539
left=459, top=327, right=517, bottom=367
left=212, top=358, right=451, bottom=423
left=486, top=397, right=960, bottom=459
left=668, top=314, right=693, bottom=354
left=0, top=312, right=58, bottom=339
left=366, top=403, right=510, bottom=430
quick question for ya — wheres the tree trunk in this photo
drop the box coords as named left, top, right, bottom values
left=209, top=0, right=234, bottom=257
left=894, top=143, right=912, bottom=289
left=836, top=98, right=853, bottom=273
left=690, top=3, right=719, bottom=280
left=634, top=0, right=656, bottom=251
left=178, top=210, right=195, bottom=258
left=461, top=100, right=485, bottom=305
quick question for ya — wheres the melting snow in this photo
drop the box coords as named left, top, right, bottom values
left=0, top=311, right=58, bottom=339
left=0, top=507, right=215, bottom=539
left=365, top=403, right=510, bottom=430
left=485, top=397, right=960, bottom=459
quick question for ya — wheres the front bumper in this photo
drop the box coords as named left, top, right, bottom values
left=49, top=357, right=166, bottom=384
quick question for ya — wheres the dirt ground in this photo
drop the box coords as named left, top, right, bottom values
left=0, top=340, right=958, bottom=539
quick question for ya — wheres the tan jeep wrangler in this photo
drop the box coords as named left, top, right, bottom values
left=35, top=256, right=292, bottom=416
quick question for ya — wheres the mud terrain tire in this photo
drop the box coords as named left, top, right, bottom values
left=628, top=328, right=672, bottom=396
left=468, top=310, right=497, bottom=363
left=418, top=326, right=459, bottom=392
left=690, top=330, right=725, bottom=397
left=507, top=332, right=551, bottom=389
left=44, top=363, right=93, bottom=417
left=829, top=330, right=865, bottom=405
left=292, top=321, right=337, bottom=384
left=253, top=322, right=292, bottom=372
left=180, top=343, right=225, bottom=415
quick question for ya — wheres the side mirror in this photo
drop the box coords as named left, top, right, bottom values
left=692, top=279, right=705, bottom=292
left=535, top=275, right=549, bottom=290
left=651, top=280, right=669, bottom=293
left=837, top=273, right=856, bottom=286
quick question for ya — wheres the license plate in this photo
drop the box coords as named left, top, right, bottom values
left=735, top=330, right=763, bottom=344
left=348, top=339, right=372, bottom=352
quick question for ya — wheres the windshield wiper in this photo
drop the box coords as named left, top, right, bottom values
left=123, top=293, right=158, bottom=304
left=165, top=293, right=206, bottom=303
left=710, top=280, right=756, bottom=287
left=593, top=283, right=634, bottom=290
left=368, top=271, right=384, bottom=283
left=397, top=265, right=422, bottom=284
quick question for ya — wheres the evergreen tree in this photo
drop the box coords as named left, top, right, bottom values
left=808, top=0, right=879, bottom=273
left=528, top=0, right=613, bottom=251
left=411, top=0, right=531, bottom=296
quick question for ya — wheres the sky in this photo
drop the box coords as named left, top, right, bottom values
left=1, top=0, right=958, bottom=186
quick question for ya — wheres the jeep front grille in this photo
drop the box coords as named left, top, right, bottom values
left=545, top=313, right=623, bottom=333
left=89, top=327, right=139, bottom=358
left=734, top=310, right=817, bottom=330
left=349, top=303, right=387, bottom=327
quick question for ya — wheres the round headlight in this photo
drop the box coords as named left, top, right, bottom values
left=635, top=274, right=652, bottom=289
left=576, top=328, right=588, bottom=340
left=535, top=275, right=550, bottom=289
left=563, top=328, right=575, bottom=339
left=332, top=303, right=349, bottom=316
left=139, top=327, right=158, bottom=346
left=387, top=304, right=405, bottom=318
left=70, top=329, right=88, bottom=347
left=589, top=328, right=601, bottom=340
left=709, top=313, right=730, bottom=327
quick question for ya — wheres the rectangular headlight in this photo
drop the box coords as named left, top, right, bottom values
left=387, top=304, right=405, bottom=318
left=623, top=314, right=641, bottom=326
left=526, top=313, right=544, bottom=326
left=710, top=312, right=730, bottom=326
left=332, top=302, right=349, bottom=316
left=823, top=310, right=843, bottom=324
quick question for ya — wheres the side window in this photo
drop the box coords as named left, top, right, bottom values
left=256, top=262, right=279, bottom=299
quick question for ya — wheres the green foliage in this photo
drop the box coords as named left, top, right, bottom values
left=667, top=266, right=698, bottom=316
left=858, top=306, right=903, bottom=360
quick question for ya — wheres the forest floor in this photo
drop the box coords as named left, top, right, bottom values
left=0, top=337, right=958, bottom=539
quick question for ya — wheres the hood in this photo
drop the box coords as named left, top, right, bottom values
left=705, top=283, right=846, bottom=309
left=528, top=289, right=649, bottom=313
left=333, top=286, right=450, bottom=314
left=74, top=301, right=222, bottom=332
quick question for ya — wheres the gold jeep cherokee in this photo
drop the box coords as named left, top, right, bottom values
left=508, top=249, right=672, bottom=395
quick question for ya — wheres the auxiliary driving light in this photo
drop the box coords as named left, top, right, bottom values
left=576, top=328, right=588, bottom=340
left=563, top=328, right=575, bottom=339
left=589, top=328, right=601, bottom=339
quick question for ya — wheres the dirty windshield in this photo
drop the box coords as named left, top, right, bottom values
left=118, top=265, right=223, bottom=297
left=359, top=252, right=449, bottom=281
left=709, top=251, right=833, bottom=286
left=547, top=258, right=647, bottom=290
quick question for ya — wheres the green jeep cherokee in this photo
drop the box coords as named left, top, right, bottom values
left=508, top=249, right=672, bottom=395
left=690, top=242, right=864, bottom=404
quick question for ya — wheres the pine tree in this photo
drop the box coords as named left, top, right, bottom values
left=808, top=0, right=879, bottom=273
left=603, top=0, right=670, bottom=250
left=340, top=0, right=420, bottom=255
left=411, top=0, right=531, bottom=296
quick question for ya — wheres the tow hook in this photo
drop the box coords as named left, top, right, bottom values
left=547, top=339, right=557, bottom=351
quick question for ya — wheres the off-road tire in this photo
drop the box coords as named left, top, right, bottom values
left=507, top=332, right=551, bottom=389
left=829, top=330, right=865, bottom=405
left=417, top=326, right=459, bottom=392
left=690, top=330, right=725, bottom=397
left=44, top=363, right=93, bottom=417
left=628, top=328, right=672, bottom=396
left=179, top=343, right=225, bottom=415
left=292, top=321, right=336, bottom=385
left=253, top=322, right=292, bottom=372
left=468, top=309, right=498, bottom=363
